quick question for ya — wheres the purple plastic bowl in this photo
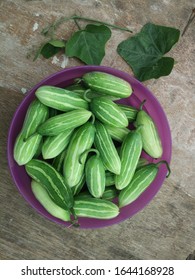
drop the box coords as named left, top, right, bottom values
left=7, top=66, right=172, bottom=229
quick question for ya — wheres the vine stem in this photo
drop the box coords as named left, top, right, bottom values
left=42, top=15, right=132, bottom=35
left=73, top=18, right=82, bottom=30
left=71, top=15, right=132, bottom=32
left=181, top=8, right=195, bottom=36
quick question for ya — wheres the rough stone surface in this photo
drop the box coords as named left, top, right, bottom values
left=0, top=0, right=195, bottom=260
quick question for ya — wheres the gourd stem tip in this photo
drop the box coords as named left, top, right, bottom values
left=74, top=78, right=82, bottom=84
left=83, top=89, right=92, bottom=102
left=69, top=208, right=80, bottom=228
left=90, top=113, right=95, bottom=124
left=139, top=99, right=147, bottom=111
left=156, top=160, right=171, bottom=178
left=23, top=133, right=37, bottom=142
left=79, top=148, right=100, bottom=164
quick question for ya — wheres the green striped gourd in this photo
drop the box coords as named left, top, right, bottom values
left=135, top=101, right=163, bottom=158
left=82, top=71, right=132, bottom=98
left=21, top=99, right=49, bottom=137
left=94, top=121, right=121, bottom=175
left=52, top=149, right=66, bottom=173
left=31, top=180, right=70, bottom=222
left=14, top=133, right=42, bottom=165
left=63, top=122, right=95, bottom=187
left=14, top=99, right=49, bottom=165
left=115, top=128, right=143, bottom=190
left=136, top=157, right=149, bottom=169
left=102, top=186, right=118, bottom=201
left=118, top=104, right=138, bottom=122
left=66, top=83, right=121, bottom=100
left=75, top=189, right=118, bottom=201
left=42, top=128, right=74, bottom=159
left=37, top=109, right=92, bottom=136
left=65, top=83, right=86, bottom=95
left=104, top=124, right=129, bottom=142
left=105, top=158, right=148, bottom=187
left=49, top=107, right=59, bottom=118
left=71, top=173, right=86, bottom=196
left=33, top=138, right=43, bottom=158
left=35, top=85, right=88, bottom=111
left=75, top=191, right=92, bottom=199
left=25, top=159, right=74, bottom=213
left=74, top=197, right=119, bottom=219
left=90, top=97, right=128, bottom=128
left=105, top=171, right=115, bottom=187
left=85, top=150, right=105, bottom=198
left=119, top=161, right=171, bottom=207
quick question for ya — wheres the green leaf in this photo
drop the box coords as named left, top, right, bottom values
left=33, top=40, right=66, bottom=61
left=117, top=22, right=180, bottom=81
left=48, top=39, right=66, bottom=48
left=135, top=57, right=174, bottom=81
left=65, top=24, right=112, bottom=65
left=41, top=44, right=61, bottom=59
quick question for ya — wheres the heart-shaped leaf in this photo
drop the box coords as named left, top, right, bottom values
left=65, top=24, right=111, bottom=65
left=117, top=22, right=180, bottom=81
left=34, top=40, right=66, bottom=61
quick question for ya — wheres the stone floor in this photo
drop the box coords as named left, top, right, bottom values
left=0, top=0, right=194, bottom=260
